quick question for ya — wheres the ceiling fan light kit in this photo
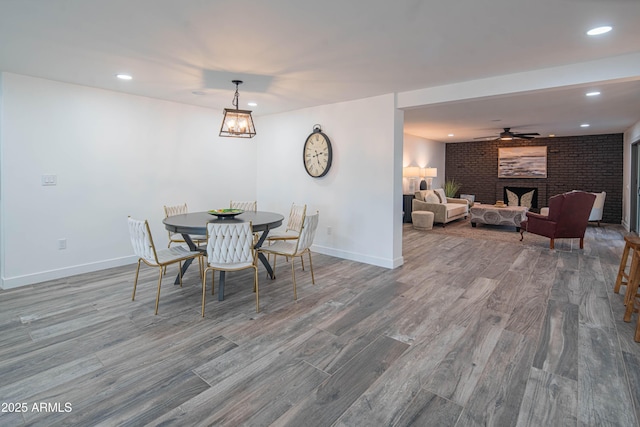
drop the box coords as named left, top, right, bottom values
left=475, top=127, right=540, bottom=141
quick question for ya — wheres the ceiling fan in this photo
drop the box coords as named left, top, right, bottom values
left=475, top=127, right=540, bottom=141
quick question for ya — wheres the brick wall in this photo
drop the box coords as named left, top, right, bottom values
left=445, top=134, right=623, bottom=224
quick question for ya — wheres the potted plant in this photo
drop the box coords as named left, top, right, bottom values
left=444, top=178, right=462, bottom=198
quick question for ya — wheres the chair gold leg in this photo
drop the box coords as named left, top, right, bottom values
left=301, top=255, right=305, bottom=271
left=202, top=269, right=208, bottom=317
left=154, top=268, right=163, bottom=315
left=212, top=270, right=215, bottom=295
left=132, top=260, right=142, bottom=301
left=308, top=251, right=315, bottom=284
left=291, top=257, right=297, bottom=300
left=254, top=266, right=260, bottom=312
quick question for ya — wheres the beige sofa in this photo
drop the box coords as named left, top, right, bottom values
left=413, top=189, right=469, bottom=226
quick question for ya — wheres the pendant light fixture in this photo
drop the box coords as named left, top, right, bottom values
left=219, top=80, right=256, bottom=138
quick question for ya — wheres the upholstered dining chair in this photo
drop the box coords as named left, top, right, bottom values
left=519, top=191, right=596, bottom=249
left=258, top=212, right=319, bottom=300
left=128, top=217, right=203, bottom=315
left=163, top=203, right=207, bottom=248
left=266, top=203, right=307, bottom=243
left=202, top=221, right=259, bottom=316
left=230, top=200, right=257, bottom=212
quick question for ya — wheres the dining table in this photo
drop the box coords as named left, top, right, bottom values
left=163, top=210, right=284, bottom=300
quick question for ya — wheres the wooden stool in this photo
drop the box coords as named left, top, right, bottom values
left=623, top=270, right=640, bottom=342
left=412, top=211, right=434, bottom=231
left=619, top=236, right=640, bottom=342
left=614, top=235, right=640, bottom=298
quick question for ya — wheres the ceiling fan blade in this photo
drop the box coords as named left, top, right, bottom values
left=473, top=135, right=498, bottom=140
left=513, top=132, right=540, bottom=137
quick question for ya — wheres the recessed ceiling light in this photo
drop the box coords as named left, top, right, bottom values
left=587, top=26, right=612, bottom=36
left=247, top=102, right=258, bottom=107
left=116, top=74, right=132, bottom=80
left=549, top=134, right=555, bottom=137
left=448, top=133, right=454, bottom=137
left=581, top=123, right=590, bottom=128
left=586, top=91, right=601, bottom=97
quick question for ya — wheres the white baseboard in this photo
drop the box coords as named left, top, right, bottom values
left=1, top=246, right=405, bottom=290
left=1, top=255, right=138, bottom=289
left=311, top=244, right=404, bottom=269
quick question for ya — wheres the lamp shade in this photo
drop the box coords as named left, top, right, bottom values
left=423, top=167, right=438, bottom=178
left=403, top=166, right=420, bottom=178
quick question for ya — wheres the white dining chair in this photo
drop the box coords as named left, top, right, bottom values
left=230, top=200, right=257, bottom=212
left=202, top=221, right=259, bottom=316
left=259, top=212, right=319, bottom=300
left=128, top=217, right=204, bottom=314
left=266, top=203, right=306, bottom=243
left=163, top=203, right=207, bottom=248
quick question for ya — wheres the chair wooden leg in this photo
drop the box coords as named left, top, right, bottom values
left=154, top=268, right=163, bottom=315
left=132, top=260, right=142, bottom=301
left=635, top=313, right=640, bottom=342
left=519, top=230, right=525, bottom=242
left=550, top=239, right=555, bottom=249
left=615, top=242, right=632, bottom=294
left=624, top=250, right=640, bottom=307
left=623, top=254, right=640, bottom=323
left=579, top=238, right=584, bottom=249
left=178, top=261, right=183, bottom=287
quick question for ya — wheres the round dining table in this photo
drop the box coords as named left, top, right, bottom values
left=163, top=211, right=284, bottom=300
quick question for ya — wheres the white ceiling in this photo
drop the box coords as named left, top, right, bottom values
left=1, top=0, right=639, bottom=143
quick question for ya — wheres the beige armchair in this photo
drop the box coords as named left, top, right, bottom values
left=413, top=189, right=469, bottom=226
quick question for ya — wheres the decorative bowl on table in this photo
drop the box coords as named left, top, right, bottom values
left=207, top=208, right=244, bottom=218
left=494, top=201, right=507, bottom=208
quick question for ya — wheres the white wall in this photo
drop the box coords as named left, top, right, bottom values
left=256, top=93, right=403, bottom=268
left=402, top=133, right=446, bottom=193
left=0, top=73, right=257, bottom=288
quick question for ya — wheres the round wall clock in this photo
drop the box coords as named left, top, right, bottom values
left=303, top=125, right=333, bottom=178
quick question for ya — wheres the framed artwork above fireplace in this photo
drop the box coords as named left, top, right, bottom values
left=498, top=146, right=547, bottom=178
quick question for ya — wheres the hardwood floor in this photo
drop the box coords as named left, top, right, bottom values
left=1, top=223, right=639, bottom=426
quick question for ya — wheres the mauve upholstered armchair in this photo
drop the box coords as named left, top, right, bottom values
left=519, top=191, right=596, bottom=249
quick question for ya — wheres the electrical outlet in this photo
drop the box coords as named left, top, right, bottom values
left=42, top=175, right=57, bottom=186
left=58, top=238, right=67, bottom=250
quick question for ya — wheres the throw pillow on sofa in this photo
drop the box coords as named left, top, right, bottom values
left=425, top=191, right=440, bottom=204
left=434, top=189, right=447, bottom=203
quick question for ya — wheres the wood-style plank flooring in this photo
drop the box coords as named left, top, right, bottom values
left=1, top=223, right=639, bottom=426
